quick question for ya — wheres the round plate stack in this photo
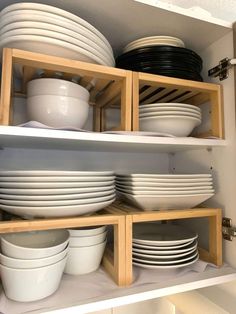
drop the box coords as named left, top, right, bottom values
left=116, top=36, right=202, bottom=81
left=0, top=3, right=115, bottom=67
left=132, top=223, right=199, bottom=269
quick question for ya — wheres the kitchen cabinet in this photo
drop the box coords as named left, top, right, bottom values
left=0, top=0, right=236, bottom=313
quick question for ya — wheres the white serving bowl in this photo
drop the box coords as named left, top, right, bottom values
left=0, top=245, right=68, bottom=269
left=0, top=256, right=67, bottom=302
left=68, top=225, right=106, bottom=237
left=139, top=115, right=201, bottom=137
left=69, top=231, right=107, bottom=247
left=1, top=229, right=70, bottom=259
left=27, top=78, right=90, bottom=101
left=64, top=240, right=106, bottom=275
left=26, top=94, right=89, bottom=128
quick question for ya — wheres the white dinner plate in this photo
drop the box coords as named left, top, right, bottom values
left=0, top=3, right=113, bottom=52
left=0, top=185, right=114, bottom=195
left=133, top=255, right=199, bottom=269
left=133, top=250, right=198, bottom=265
left=0, top=198, right=115, bottom=218
left=116, top=177, right=212, bottom=183
left=102, top=131, right=175, bottom=137
left=0, top=170, right=114, bottom=176
left=0, top=12, right=112, bottom=56
left=0, top=180, right=115, bottom=189
left=139, top=103, right=201, bottom=112
left=139, top=106, right=200, bottom=115
left=0, top=176, right=115, bottom=182
left=115, top=183, right=213, bottom=191
left=115, top=181, right=213, bottom=187
left=139, top=111, right=201, bottom=119
left=133, top=223, right=198, bottom=246
left=116, top=187, right=215, bottom=195
left=133, top=246, right=197, bottom=260
left=118, top=191, right=214, bottom=210
left=0, top=21, right=114, bottom=63
left=116, top=174, right=212, bottom=179
left=0, top=193, right=115, bottom=207
left=0, top=188, right=115, bottom=201
left=0, top=29, right=113, bottom=67
left=132, top=239, right=197, bottom=253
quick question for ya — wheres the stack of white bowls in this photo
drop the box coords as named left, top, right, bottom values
left=0, top=170, right=116, bottom=218
left=0, top=3, right=115, bottom=68
left=0, top=229, right=69, bottom=302
left=26, top=78, right=90, bottom=129
left=116, top=173, right=215, bottom=210
left=139, top=103, right=202, bottom=136
left=65, top=225, right=107, bottom=275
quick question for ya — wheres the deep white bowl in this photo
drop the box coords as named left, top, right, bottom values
left=1, top=229, right=70, bottom=259
left=68, top=225, right=106, bottom=237
left=64, top=240, right=106, bottom=275
left=0, top=256, right=67, bottom=302
left=0, top=245, right=68, bottom=269
left=26, top=95, right=89, bottom=128
left=27, top=78, right=90, bottom=101
left=139, top=115, right=201, bottom=136
left=69, top=231, right=107, bottom=247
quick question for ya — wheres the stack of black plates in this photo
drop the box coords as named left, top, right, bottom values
left=116, top=46, right=203, bottom=81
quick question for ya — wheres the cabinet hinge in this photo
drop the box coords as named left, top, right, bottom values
left=208, top=57, right=236, bottom=81
left=222, top=217, right=236, bottom=241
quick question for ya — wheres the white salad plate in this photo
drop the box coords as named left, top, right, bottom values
left=133, top=223, right=198, bottom=246
left=116, top=187, right=214, bottom=195
left=0, top=193, right=115, bottom=207
left=116, top=174, right=211, bottom=179
left=0, top=175, right=115, bottom=182
left=0, top=3, right=113, bottom=52
left=0, top=170, right=114, bottom=176
left=139, top=103, right=201, bottom=112
left=133, top=246, right=197, bottom=260
left=0, top=180, right=115, bottom=188
left=115, top=181, right=213, bottom=187
left=132, top=240, right=197, bottom=253
left=133, top=255, right=199, bottom=269
left=0, top=198, right=116, bottom=218
left=116, top=177, right=212, bottom=183
left=116, top=184, right=213, bottom=191
left=133, top=250, right=199, bottom=265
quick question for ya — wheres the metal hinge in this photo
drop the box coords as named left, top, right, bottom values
left=208, top=57, right=236, bottom=81
left=222, top=217, right=236, bottom=241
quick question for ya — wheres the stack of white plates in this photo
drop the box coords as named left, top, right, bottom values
left=116, top=173, right=214, bottom=210
left=0, top=170, right=116, bottom=218
left=132, top=223, right=199, bottom=269
left=0, top=3, right=115, bottom=67
left=123, top=36, right=185, bottom=53
left=139, top=103, right=201, bottom=137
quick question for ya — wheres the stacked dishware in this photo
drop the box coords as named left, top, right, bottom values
left=0, top=170, right=116, bottom=218
left=116, top=36, right=202, bottom=81
left=65, top=225, right=107, bottom=275
left=132, top=222, right=199, bottom=269
left=0, top=229, right=69, bottom=302
left=116, top=173, right=215, bottom=210
left=0, top=3, right=115, bottom=68
left=139, top=102, right=201, bottom=136
left=26, top=78, right=90, bottom=128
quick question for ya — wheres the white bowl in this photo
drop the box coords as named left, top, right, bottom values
left=0, top=245, right=68, bottom=269
left=68, top=225, right=106, bottom=237
left=139, top=111, right=201, bottom=119
left=1, top=229, right=70, bottom=259
left=26, top=95, right=89, bottom=128
left=69, top=231, right=107, bottom=247
left=0, top=256, right=67, bottom=302
left=64, top=240, right=106, bottom=275
left=139, top=102, right=201, bottom=112
left=139, top=115, right=201, bottom=137
left=27, top=78, right=90, bottom=100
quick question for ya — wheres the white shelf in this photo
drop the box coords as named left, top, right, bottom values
left=0, top=126, right=226, bottom=153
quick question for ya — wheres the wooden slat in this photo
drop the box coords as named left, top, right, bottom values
left=120, top=70, right=132, bottom=131
left=184, top=92, right=210, bottom=106
left=140, top=87, right=176, bottom=105
left=139, top=86, right=161, bottom=102
left=210, top=87, right=224, bottom=138
left=209, top=211, right=222, bottom=266
left=96, top=81, right=121, bottom=108
left=132, top=72, right=140, bottom=131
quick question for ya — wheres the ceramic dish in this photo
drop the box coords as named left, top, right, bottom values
left=115, top=184, right=213, bottom=191
left=0, top=170, right=114, bottom=176
left=139, top=106, right=201, bottom=115
left=68, top=225, right=106, bottom=237
left=139, top=102, right=201, bottom=112
left=0, top=175, right=115, bottom=182
left=116, top=187, right=214, bottom=195
left=139, top=111, right=201, bottom=119
left=115, top=181, right=213, bottom=188
left=133, top=246, right=197, bottom=260
left=116, top=174, right=211, bottom=178
left=116, top=177, right=212, bottom=183
left=69, top=231, right=107, bottom=247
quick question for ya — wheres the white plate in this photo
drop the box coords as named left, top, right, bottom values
left=0, top=170, right=114, bottom=176
left=118, top=191, right=214, bottom=210
left=115, top=181, right=213, bottom=187
left=0, top=185, right=114, bottom=195
left=116, top=187, right=215, bottom=195
left=0, top=193, right=115, bottom=207
left=133, top=246, right=197, bottom=260
left=0, top=189, right=115, bottom=200
left=133, top=223, right=198, bottom=246
left=139, top=106, right=200, bottom=115
left=139, top=111, right=201, bottom=119
left=0, top=12, right=112, bottom=57
left=133, top=250, right=198, bottom=265
left=102, top=131, right=176, bottom=137
left=139, top=103, right=201, bottom=112
left=132, top=240, right=197, bottom=253
left=115, top=184, right=213, bottom=191
left=116, top=177, right=212, bottom=183
left=133, top=255, right=199, bottom=269
left=0, top=180, right=115, bottom=189
left=116, top=174, right=212, bottom=178
left=0, top=176, right=115, bottom=182
left=0, top=28, right=114, bottom=67
left=0, top=198, right=116, bottom=218
left=0, top=3, right=113, bottom=52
